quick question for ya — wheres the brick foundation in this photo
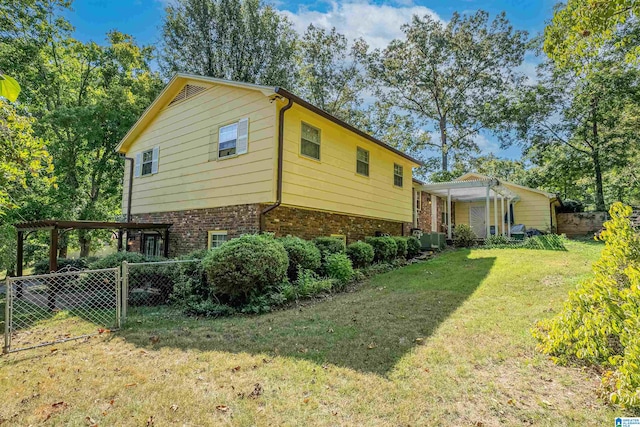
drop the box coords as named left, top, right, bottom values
left=129, top=204, right=412, bottom=256
left=130, top=204, right=261, bottom=257
left=261, top=204, right=409, bottom=244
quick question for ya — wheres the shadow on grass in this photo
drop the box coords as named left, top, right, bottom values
left=119, top=251, right=495, bottom=375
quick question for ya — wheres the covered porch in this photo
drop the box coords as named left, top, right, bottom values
left=419, top=177, right=519, bottom=240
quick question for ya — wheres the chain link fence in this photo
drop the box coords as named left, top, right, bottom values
left=122, top=259, right=200, bottom=320
left=3, top=268, right=120, bottom=353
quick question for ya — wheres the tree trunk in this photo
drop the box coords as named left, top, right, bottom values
left=439, top=117, right=448, bottom=171
left=591, top=99, right=605, bottom=211
left=78, top=231, right=91, bottom=258
left=593, top=149, right=605, bottom=211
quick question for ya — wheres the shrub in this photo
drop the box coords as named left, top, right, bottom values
left=365, top=236, right=397, bottom=263
left=522, top=234, right=567, bottom=251
left=392, top=236, right=408, bottom=259
left=325, top=253, right=353, bottom=286
left=241, top=287, right=287, bottom=314
left=346, top=241, right=374, bottom=268
left=453, top=224, right=477, bottom=247
left=485, top=234, right=510, bottom=246
left=312, top=236, right=346, bottom=256
left=532, top=203, right=640, bottom=409
left=286, top=267, right=334, bottom=300
left=88, top=251, right=156, bottom=269
left=279, top=236, right=321, bottom=280
left=202, top=234, right=288, bottom=302
left=184, top=299, right=236, bottom=317
left=34, top=257, right=92, bottom=274
left=406, top=236, right=422, bottom=258
left=171, top=249, right=211, bottom=307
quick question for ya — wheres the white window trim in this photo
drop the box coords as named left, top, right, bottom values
left=214, top=118, right=249, bottom=161
left=135, top=146, right=159, bottom=178
left=394, top=163, right=404, bottom=187
left=208, top=230, right=228, bottom=249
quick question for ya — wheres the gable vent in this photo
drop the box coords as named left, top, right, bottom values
left=168, top=84, right=207, bottom=107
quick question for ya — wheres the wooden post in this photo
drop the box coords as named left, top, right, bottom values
left=431, top=194, right=437, bottom=232
left=485, top=185, right=490, bottom=238
left=507, top=199, right=512, bottom=238
left=447, top=189, right=452, bottom=240
left=117, top=229, right=123, bottom=252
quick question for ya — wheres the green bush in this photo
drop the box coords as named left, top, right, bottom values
left=406, top=236, right=422, bottom=258
left=202, top=234, right=288, bottom=302
left=241, top=288, right=287, bottom=314
left=453, top=224, right=477, bottom=247
left=346, top=241, right=374, bottom=268
left=392, top=236, right=408, bottom=259
left=184, top=299, right=236, bottom=317
left=485, top=234, right=510, bottom=246
left=532, top=203, right=640, bottom=409
left=34, top=257, right=92, bottom=274
left=325, top=253, right=353, bottom=286
left=365, top=236, right=398, bottom=263
left=279, top=236, right=321, bottom=280
left=312, top=236, right=346, bottom=256
left=284, top=267, right=334, bottom=300
left=171, top=249, right=212, bottom=308
left=522, top=234, right=567, bottom=250
left=88, top=251, right=157, bottom=269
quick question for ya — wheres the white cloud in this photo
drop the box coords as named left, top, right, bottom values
left=281, top=1, right=441, bottom=50
left=474, top=133, right=500, bottom=154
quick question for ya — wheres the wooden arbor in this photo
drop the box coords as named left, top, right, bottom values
left=13, top=220, right=172, bottom=276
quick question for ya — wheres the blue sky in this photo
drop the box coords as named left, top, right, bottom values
left=63, top=0, right=558, bottom=160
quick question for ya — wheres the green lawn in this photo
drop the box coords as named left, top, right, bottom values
left=0, top=241, right=624, bottom=425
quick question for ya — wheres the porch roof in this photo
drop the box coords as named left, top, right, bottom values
left=419, top=178, right=520, bottom=202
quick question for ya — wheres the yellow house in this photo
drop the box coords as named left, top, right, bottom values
left=115, top=74, right=421, bottom=256
left=417, top=172, right=560, bottom=239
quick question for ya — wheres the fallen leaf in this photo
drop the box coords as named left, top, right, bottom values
left=231, top=366, right=241, bottom=372
left=303, top=398, right=310, bottom=404
left=327, top=328, right=334, bottom=333
left=474, top=422, right=484, bottom=427
left=249, top=383, right=263, bottom=399
left=97, top=328, right=110, bottom=334
left=146, top=415, right=154, bottom=426
left=216, top=405, right=230, bottom=413
left=415, top=338, right=424, bottom=344
left=52, top=401, right=66, bottom=408
left=424, top=368, right=430, bottom=373
left=170, top=404, right=178, bottom=412
left=507, top=399, right=515, bottom=406
left=50, top=348, right=58, bottom=353
left=85, top=416, right=97, bottom=426
left=149, top=336, right=160, bottom=345
left=367, top=343, right=377, bottom=350
left=124, top=383, right=137, bottom=388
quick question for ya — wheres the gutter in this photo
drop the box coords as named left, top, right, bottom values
left=260, top=95, right=294, bottom=230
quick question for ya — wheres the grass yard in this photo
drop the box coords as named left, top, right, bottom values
left=0, top=241, right=626, bottom=425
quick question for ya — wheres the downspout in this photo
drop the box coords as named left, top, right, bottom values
left=260, top=95, right=294, bottom=231
left=124, top=156, right=134, bottom=222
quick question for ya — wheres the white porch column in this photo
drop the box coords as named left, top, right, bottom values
left=500, top=194, right=505, bottom=236
left=447, top=189, right=452, bottom=240
left=431, top=194, right=437, bottom=232
left=507, top=198, right=512, bottom=238
left=485, top=185, right=490, bottom=238
left=493, top=190, right=498, bottom=237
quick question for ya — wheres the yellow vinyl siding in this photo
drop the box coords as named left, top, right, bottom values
left=123, top=82, right=276, bottom=214
left=454, top=185, right=554, bottom=232
left=280, top=103, right=415, bottom=223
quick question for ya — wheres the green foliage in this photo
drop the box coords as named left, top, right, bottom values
left=453, top=224, right=477, bottom=248
left=325, top=253, right=354, bottom=286
left=279, top=236, right=321, bottom=280
left=313, top=236, right=346, bottom=256
left=284, top=267, right=334, bottom=300
left=183, top=300, right=235, bottom=318
left=532, top=203, right=640, bottom=409
left=346, top=241, right=375, bottom=268
left=171, top=249, right=212, bottom=307
left=88, top=252, right=155, bottom=269
left=485, top=234, right=510, bottom=246
left=392, top=236, right=408, bottom=259
left=365, top=237, right=398, bottom=263
left=406, top=236, right=422, bottom=258
left=202, top=234, right=288, bottom=302
left=522, top=234, right=568, bottom=251
left=33, top=257, right=99, bottom=274
left=161, top=0, right=298, bottom=87
left=240, top=288, right=287, bottom=315
left=0, top=73, right=20, bottom=102
left=364, top=10, right=527, bottom=171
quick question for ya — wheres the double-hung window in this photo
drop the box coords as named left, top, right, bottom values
left=214, top=118, right=249, bottom=160
left=208, top=231, right=228, bottom=249
left=141, top=150, right=153, bottom=176
left=356, top=147, right=369, bottom=176
left=394, top=163, right=404, bottom=187
left=301, top=122, right=320, bottom=160
left=134, top=146, right=159, bottom=178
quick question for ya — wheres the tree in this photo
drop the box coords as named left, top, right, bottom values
left=509, top=60, right=640, bottom=211
left=544, top=0, right=640, bottom=69
left=0, top=73, right=20, bottom=101
left=448, top=153, right=529, bottom=184
left=295, top=25, right=366, bottom=122
left=0, top=1, right=163, bottom=257
left=161, top=0, right=298, bottom=87
left=364, top=10, right=527, bottom=171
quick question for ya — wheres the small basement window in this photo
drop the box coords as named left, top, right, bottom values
left=356, top=147, right=369, bottom=176
left=301, top=122, right=320, bottom=160
left=394, top=164, right=403, bottom=187
left=208, top=231, right=228, bottom=249
left=330, top=234, right=347, bottom=245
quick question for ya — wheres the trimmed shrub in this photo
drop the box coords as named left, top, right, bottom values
left=392, top=236, right=408, bottom=259
left=532, top=203, right=640, bottom=409
left=279, top=236, right=321, bottom=279
left=34, top=257, right=91, bottom=274
left=312, top=236, right=346, bottom=256
left=453, top=224, right=477, bottom=248
left=202, top=234, right=288, bottom=302
left=88, top=251, right=156, bottom=269
left=346, top=241, right=374, bottom=268
left=406, top=236, right=422, bottom=258
left=365, top=236, right=398, bottom=263
left=325, top=253, right=353, bottom=286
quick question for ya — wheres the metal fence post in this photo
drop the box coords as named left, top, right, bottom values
left=115, top=267, right=121, bottom=329
left=121, top=261, right=128, bottom=323
left=3, top=277, right=12, bottom=354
